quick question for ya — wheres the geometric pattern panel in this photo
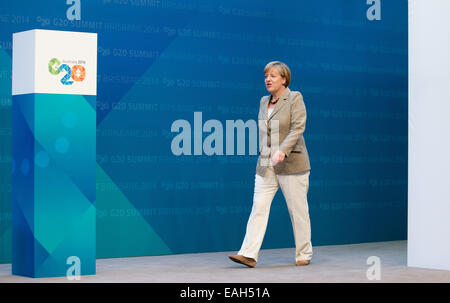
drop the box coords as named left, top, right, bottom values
left=1, top=1, right=408, bottom=265
left=12, top=93, right=95, bottom=277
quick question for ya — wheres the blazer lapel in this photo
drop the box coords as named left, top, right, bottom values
left=261, top=97, right=269, bottom=125
left=268, top=87, right=290, bottom=121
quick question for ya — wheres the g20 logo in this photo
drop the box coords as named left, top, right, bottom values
left=48, top=58, right=86, bottom=85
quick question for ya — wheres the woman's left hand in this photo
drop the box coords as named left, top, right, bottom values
left=271, top=150, right=286, bottom=165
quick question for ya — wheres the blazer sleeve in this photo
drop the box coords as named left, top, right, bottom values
left=279, top=92, right=307, bottom=157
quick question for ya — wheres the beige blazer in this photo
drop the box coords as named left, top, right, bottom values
left=256, top=87, right=311, bottom=176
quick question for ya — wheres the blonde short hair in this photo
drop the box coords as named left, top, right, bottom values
left=264, top=61, right=291, bottom=87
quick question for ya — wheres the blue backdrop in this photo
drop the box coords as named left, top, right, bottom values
left=0, top=0, right=408, bottom=263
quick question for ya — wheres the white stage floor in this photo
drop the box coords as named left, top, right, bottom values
left=0, top=240, right=449, bottom=283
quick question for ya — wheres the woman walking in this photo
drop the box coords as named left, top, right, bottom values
left=229, top=61, right=312, bottom=267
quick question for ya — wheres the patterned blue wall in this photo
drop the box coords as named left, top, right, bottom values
left=0, top=0, right=408, bottom=263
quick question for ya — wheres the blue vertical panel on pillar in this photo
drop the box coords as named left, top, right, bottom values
left=12, top=93, right=96, bottom=278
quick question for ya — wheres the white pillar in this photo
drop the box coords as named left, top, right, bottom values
left=408, top=0, right=450, bottom=270
left=12, top=29, right=97, bottom=277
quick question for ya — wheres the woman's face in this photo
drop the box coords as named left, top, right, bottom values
left=265, top=67, right=286, bottom=95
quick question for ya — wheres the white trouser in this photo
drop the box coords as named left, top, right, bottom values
left=238, top=166, right=313, bottom=262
